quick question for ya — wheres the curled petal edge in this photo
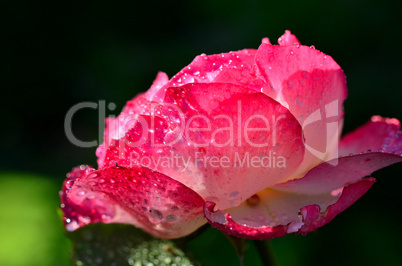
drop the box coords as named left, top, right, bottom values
left=298, top=177, right=375, bottom=234
left=61, top=165, right=206, bottom=239
left=204, top=177, right=375, bottom=240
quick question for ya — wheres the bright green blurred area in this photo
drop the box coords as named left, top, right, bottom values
left=0, top=173, right=70, bottom=266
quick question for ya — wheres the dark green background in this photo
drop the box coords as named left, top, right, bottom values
left=1, top=0, right=402, bottom=265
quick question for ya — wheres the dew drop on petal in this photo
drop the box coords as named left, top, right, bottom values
left=295, top=96, right=303, bottom=107
left=149, top=209, right=163, bottom=223
left=229, top=191, right=240, bottom=198
left=77, top=191, right=86, bottom=196
left=87, top=172, right=100, bottom=179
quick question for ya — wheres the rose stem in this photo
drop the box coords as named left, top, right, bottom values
left=253, top=240, right=277, bottom=266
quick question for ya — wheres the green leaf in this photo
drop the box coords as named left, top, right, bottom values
left=68, top=223, right=199, bottom=265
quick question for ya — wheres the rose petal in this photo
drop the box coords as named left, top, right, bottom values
left=162, top=83, right=305, bottom=209
left=204, top=178, right=374, bottom=240
left=105, top=72, right=170, bottom=145
left=146, top=49, right=257, bottom=102
left=60, top=165, right=206, bottom=239
left=100, top=83, right=304, bottom=210
left=278, top=30, right=301, bottom=46
left=143, top=71, right=170, bottom=101
left=212, top=67, right=265, bottom=92
left=96, top=94, right=160, bottom=168
left=204, top=201, right=288, bottom=240
left=339, top=116, right=401, bottom=156
left=273, top=152, right=402, bottom=194
left=261, top=37, right=271, bottom=45
left=298, top=177, right=375, bottom=234
left=96, top=50, right=259, bottom=166
left=255, top=37, right=347, bottom=177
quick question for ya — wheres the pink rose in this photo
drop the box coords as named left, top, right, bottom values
left=60, top=31, right=402, bottom=240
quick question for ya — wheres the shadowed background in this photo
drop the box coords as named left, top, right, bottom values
left=1, top=0, right=402, bottom=265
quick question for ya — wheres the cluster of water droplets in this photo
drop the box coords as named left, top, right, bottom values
left=61, top=166, right=117, bottom=232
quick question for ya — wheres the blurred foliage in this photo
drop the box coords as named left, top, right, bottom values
left=1, top=0, right=402, bottom=265
left=0, top=173, right=70, bottom=265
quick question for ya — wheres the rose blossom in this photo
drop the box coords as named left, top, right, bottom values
left=60, top=30, right=402, bottom=240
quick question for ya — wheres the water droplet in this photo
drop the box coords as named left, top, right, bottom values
left=230, top=198, right=243, bottom=207
left=301, top=71, right=309, bottom=79
left=77, top=190, right=86, bottom=196
left=287, top=80, right=296, bottom=90
left=310, top=45, right=315, bottom=49
left=229, top=191, right=240, bottom=198
left=149, top=209, right=163, bottom=223
left=295, top=96, right=303, bottom=107
left=66, top=180, right=74, bottom=189
left=88, top=172, right=100, bottom=179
